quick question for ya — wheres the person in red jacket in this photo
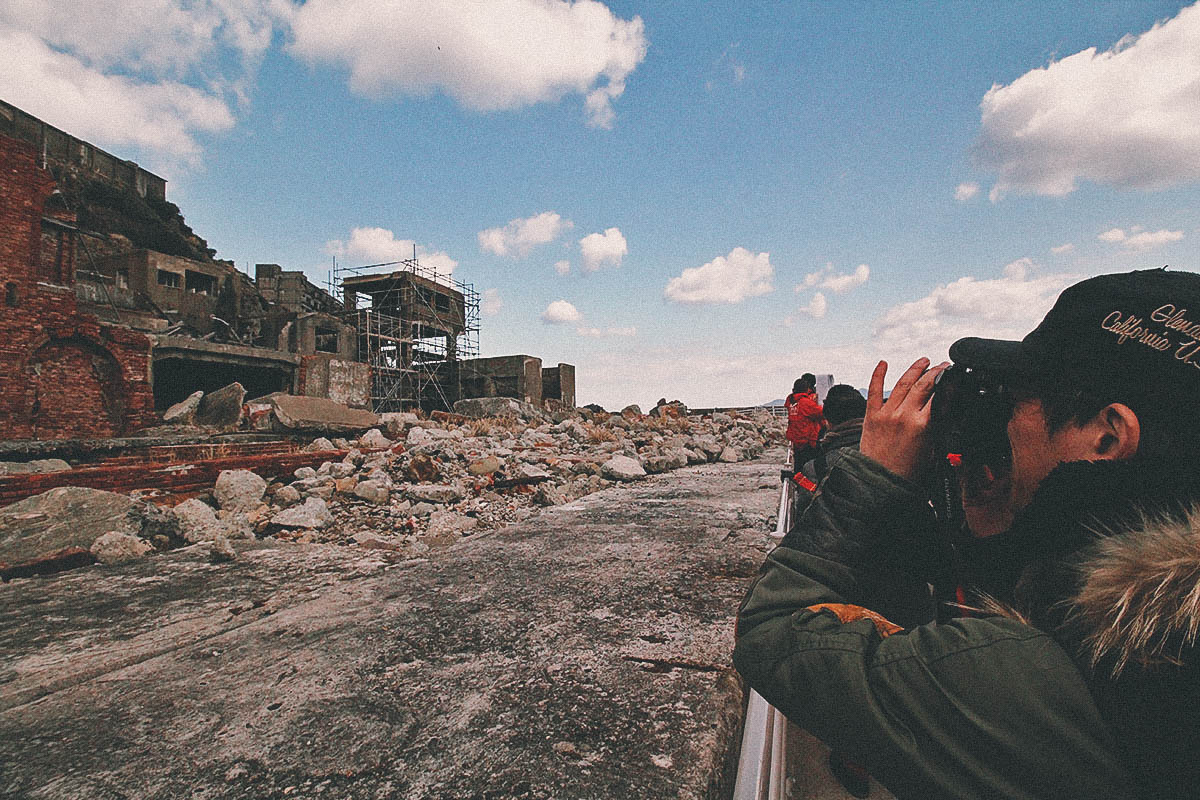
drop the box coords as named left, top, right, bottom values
left=785, top=373, right=825, bottom=467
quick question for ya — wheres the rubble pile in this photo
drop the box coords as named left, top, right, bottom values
left=0, top=405, right=784, bottom=577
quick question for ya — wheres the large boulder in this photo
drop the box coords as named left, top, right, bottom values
left=196, top=383, right=246, bottom=430
left=260, top=393, right=380, bottom=434
left=0, top=459, right=72, bottom=476
left=0, top=487, right=137, bottom=570
left=453, top=397, right=542, bottom=421
left=271, top=497, right=333, bottom=529
left=172, top=498, right=225, bottom=544
left=163, top=391, right=203, bottom=425
left=213, top=470, right=267, bottom=512
left=600, top=454, right=647, bottom=481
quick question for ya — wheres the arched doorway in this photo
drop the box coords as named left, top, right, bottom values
left=27, top=338, right=127, bottom=439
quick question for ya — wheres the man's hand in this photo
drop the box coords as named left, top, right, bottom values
left=859, top=358, right=948, bottom=482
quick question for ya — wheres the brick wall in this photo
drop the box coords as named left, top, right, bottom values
left=0, top=134, right=156, bottom=440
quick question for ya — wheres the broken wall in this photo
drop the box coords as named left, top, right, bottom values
left=541, top=363, right=576, bottom=409
left=0, top=134, right=156, bottom=440
left=459, top=355, right=543, bottom=406
left=297, top=356, right=369, bottom=409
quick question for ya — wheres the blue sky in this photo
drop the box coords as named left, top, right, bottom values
left=4, top=1, right=1200, bottom=408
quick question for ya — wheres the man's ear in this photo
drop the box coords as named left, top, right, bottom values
left=1087, top=403, right=1141, bottom=460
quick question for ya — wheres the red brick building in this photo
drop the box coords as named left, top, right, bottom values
left=0, top=134, right=156, bottom=439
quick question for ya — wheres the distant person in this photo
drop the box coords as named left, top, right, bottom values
left=784, top=374, right=825, bottom=467
left=800, top=384, right=866, bottom=483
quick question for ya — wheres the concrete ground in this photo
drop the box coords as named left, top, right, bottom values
left=2, top=452, right=789, bottom=799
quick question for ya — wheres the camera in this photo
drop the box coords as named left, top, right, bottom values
left=926, top=365, right=1017, bottom=525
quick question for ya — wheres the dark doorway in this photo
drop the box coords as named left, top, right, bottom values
left=153, top=357, right=292, bottom=411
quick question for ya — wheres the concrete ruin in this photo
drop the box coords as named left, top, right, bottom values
left=0, top=100, right=574, bottom=441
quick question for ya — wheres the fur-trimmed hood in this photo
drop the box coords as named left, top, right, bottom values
left=1072, top=507, right=1200, bottom=677
left=960, top=457, right=1200, bottom=679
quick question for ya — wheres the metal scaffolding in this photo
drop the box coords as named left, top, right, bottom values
left=327, top=256, right=479, bottom=413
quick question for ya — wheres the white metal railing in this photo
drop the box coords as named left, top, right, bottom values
left=733, top=447, right=793, bottom=800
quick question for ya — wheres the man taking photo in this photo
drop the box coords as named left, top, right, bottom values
left=734, top=268, right=1200, bottom=799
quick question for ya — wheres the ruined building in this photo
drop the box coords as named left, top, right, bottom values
left=0, top=100, right=574, bottom=441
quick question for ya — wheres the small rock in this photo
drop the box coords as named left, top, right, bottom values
left=620, top=404, right=643, bottom=417
left=407, top=484, right=464, bottom=504
left=467, top=455, right=502, bottom=476
left=717, top=446, right=741, bottom=463
left=208, top=535, right=237, bottom=563
left=406, top=452, right=441, bottom=482
left=173, top=498, right=221, bottom=544
left=354, top=480, right=391, bottom=504
left=359, top=428, right=392, bottom=449
left=334, top=476, right=360, bottom=494
left=294, top=466, right=317, bottom=480
left=274, top=485, right=302, bottom=507
left=600, top=454, right=646, bottom=481
left=90, top=531, right=152, bottom=564
left=303, top=437, right=336, bottom=452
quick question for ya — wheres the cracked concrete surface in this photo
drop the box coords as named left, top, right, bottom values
left=0, top=451, right=782, bottom=799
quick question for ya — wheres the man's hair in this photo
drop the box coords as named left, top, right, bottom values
left=793, top=373, right=816, bottom=394
left=1016, top=375, right=1185, bottom=462
left=823, top=384, right=865, bottom=426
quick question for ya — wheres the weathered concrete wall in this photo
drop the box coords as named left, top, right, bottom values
left=460, top=354, right=543, bottom=405
left=0, top=134, right=156, bottom=440
left=542, top=362, right=576, bottom=408
left=296, top=356, right=369, bottom=409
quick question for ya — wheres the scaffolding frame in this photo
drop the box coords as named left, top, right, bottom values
left=327, top=256, right=480, bottom=413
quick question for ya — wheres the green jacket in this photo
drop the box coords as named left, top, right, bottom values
left=733, top=449, right=1137, bottom=800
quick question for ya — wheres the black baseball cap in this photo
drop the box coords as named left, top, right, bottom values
left=949, top=268, right=1200, bottom=416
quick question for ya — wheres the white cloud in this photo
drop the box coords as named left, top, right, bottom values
left=478, top=211, right=573, bottom=258
left=975, top=2, right=1200, bottom=197
left=665, top=247, right=773, bottom=305
left=325, top=227, right=458, bottom=274
left=1097, top=226, right=1184, bottom=249
left=578, top=263, right=1089, bottom=410
left=800, top=263, right=870, bottom=294
left=541, top=299, right=582, bottom=324
left=579, top=227, right=627, bottom=272
left=482, top=288, right=502, bottom=317
left=576, top=325, right=636, bottom=337
left=0, top=27, right=236, bottom=161
left=873, top=261, right=1077, bottom=356
left=0, top=1, right=288, bottom=164
left=289, top=0, right=647, bottom=128
left=555, top=260, right=571, bottom=276
left=1052, top=242, right=1075, bottom=254
left=955, top=182, right=980, bottom=202
left=1098, top=228, right=1128, bottom=243
left=800, top=292, right=828, bottom=319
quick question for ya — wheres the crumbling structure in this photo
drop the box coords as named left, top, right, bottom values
left=335, top=259, right=479, bottom=412
left=0, top=100, right=574, bottom=441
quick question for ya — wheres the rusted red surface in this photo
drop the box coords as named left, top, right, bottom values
left=0, top=447, right=348, bottom=507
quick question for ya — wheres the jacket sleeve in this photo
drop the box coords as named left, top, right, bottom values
left=792, top=394, right=824, bottom=421
left=733, top=449, right=1133, bottom=800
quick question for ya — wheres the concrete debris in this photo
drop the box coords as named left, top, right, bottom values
left=467, top=455, right=502, bottom=476
left=262, top=393, right=380, bottom=434
left=620, top=404, right=643, bottom=417
left=1, top=406, right=784, bottom=579
left=358, top=429, right=392, bottom=450
left=0, top=487, right=137, bottom=569
left=89, top=531, right=152, bottom=565
left=407, top=484, right=464, bottom=505
left=213, top=469, right=268, bottom=512
left=453, top=397, right=543, bottom=421
left=271, top=497, right=333, bottom=529
left=601, top=454, right=647, bottom=482
left=0, top=459, right=72, bottom=476
left=163, top=391, right=203, bottom=425
left=196, top=382, right=246, bottom=430
left=353, top=480, right=391, bottom=505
